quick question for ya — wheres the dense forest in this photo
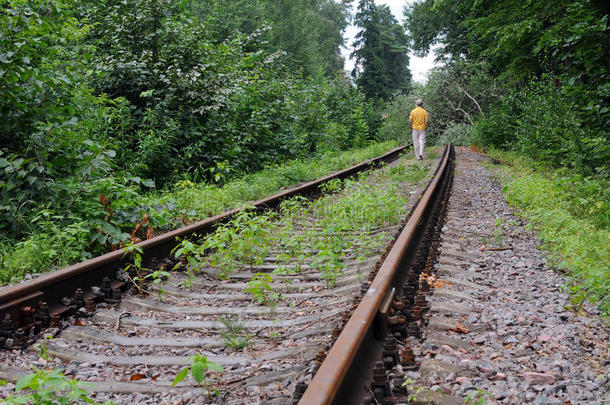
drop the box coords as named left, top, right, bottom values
left=0, top=0, right=608, bottom=306
left=0, top=0, right=411, bottom=278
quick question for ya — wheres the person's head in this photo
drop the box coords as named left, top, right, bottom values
left=415, top=99, right=423, bottom=107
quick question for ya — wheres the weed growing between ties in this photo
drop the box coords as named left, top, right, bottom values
left=219, top=318, right=253, bottom=351
left=485, top=149, right=609, bottom=316
left=0, top=335, right=116, bottom=405
left=245, top=272, right=279, bottom=306
left=186, top=154, right=432, bottom=307
left=464, top=389, right=494, bottom=405
left=122, top=243, right=170, bottom=299
left=171, top=239, right=205, bottom=290
left=202, top=209, right=275, bottom=278
left=172, top=354, right=224, bottom=398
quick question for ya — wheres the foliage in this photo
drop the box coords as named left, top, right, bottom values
left=472, top=78, right=609, bottom=177
left=378, top=93, right=414, bottom=143
left=0, top=141, right=398, bottom=284
left=172, top=354, right=223, bottom=397
left=122, top=243, right=169, bottom=297
left=487, top=149, right=609, bottom=315
left=171, top=240, right=204, bottom=290
left=75, top=0, right=368, bottom=185
left=0, top=369, right=114, bottom=405
left=352, top=0, right=411, bottom=100
left=189, top=0, right=351, bottom=77
left=0, top=0, right=92, bottom=152
left=219, top=318, right=252, bottom=351
left=436, top=123, right=473, bottom=147
left=1, top=0, right=385, bottom=288
left=314, top=179, right=409, bottom=230
left=464, top=388, right=493, bottom=405
left=202, top=209, right=274, bottom=278
left=245, top=272, right=279, bottom=306
left=0, top=217, right=88, bottom=283
left=404, top=0, right=609, bottom=176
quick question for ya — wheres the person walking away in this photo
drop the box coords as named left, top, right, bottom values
left=409, top=99, right=429, bottom=163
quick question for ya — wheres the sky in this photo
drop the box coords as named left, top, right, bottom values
left=341, top=0, right=437, bottom=83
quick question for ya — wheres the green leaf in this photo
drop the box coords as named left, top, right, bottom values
left=191, top=359, right=205, bottom=384
left=15, top=373, right=37, bottom=391
left=172, top=367, right=189, bottom=387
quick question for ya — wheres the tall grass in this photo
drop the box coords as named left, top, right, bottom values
left=487, top=149, right=609, bottom=315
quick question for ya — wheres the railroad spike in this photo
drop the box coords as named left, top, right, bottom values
left=401, top=345, right=417, bottom=371
left=50, top=313, right=62, bottom=328
left=107, top=287, right=122, bottom=305
left=382, top=337, right=399, bottom=370
left=85, top=297, right=96, bottom=313
left=420, top=276, right=430, bottom=292
left=34, top=301, right=50, bottom=329
left=360, top=281, right=370, bottom=296
left=370, top=361, right=392, bottom=405
left=14, top=328, right=26, bottom=345
left=100, top=277, right=112, bottom=299
left=291, top=381, right=308, bottom=405
left=20, top=306, right=35, bottom=325
left=72, top=288, right=85, bottom=310
left=0, top=313, right=14, bottom=338
left=407, top=321, right=421, bottom=339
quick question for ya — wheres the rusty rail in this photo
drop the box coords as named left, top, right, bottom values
left=0, top=146, right=407, bottom=334
left=298, top=144, right=454, bottom=405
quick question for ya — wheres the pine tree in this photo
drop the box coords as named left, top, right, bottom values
left=351, top=0, right=411, bottom=99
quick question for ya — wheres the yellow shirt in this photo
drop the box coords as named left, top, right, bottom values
left=409, top=107, right=428, bottom=130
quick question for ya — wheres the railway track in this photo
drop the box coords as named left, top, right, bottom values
left=0, top=145, right=454, bottom=404
left=3, top=146, right=604, bottom=404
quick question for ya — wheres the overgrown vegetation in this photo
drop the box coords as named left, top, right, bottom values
left=487, top=150, right=609, bottom=315
left=172, top=354, right=223, bottom=398
left=219, top=318, right=252, bottom=351
left=1, top=0, right=412, bottom=284
left=400, top=0, right=608, bottom=177
left=0, top=141, right=397, bottom=283
left=0, top=336, right=115, bottom=404
left=193, top=155, right=431, bottom=306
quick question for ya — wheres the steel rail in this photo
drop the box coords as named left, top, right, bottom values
left=298, top=144, right=454, bottom=405
left=0, top=146, right=407, bottom=331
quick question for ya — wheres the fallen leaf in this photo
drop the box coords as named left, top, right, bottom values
left=432, top=279, right=453, bottom=289
left=130, top=373, right=147, bottom=381
left=449, top=321, right=470, bottom=334
left=74, top=319, right=83, bottom=326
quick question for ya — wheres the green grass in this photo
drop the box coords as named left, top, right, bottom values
left=0, top=141, right=399, bottom=284
left=486, top=149, right=609, bottom=316
left=149, top=141, right=400, bottom=223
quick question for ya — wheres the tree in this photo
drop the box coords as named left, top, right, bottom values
left=188, top=0, right=351, bottom=77
left=351, top=0, right=411, bottom=100
left=404, top=0, right=609, bottom=176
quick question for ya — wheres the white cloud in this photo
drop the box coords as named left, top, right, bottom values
left=341, top=0, right=437, bottom=83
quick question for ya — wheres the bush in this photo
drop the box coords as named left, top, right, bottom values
left=437, top=123, right=472, bottom=146
left=379, top=93, right=412, bottom=144
left=473, top=78, right=609, bottom=177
